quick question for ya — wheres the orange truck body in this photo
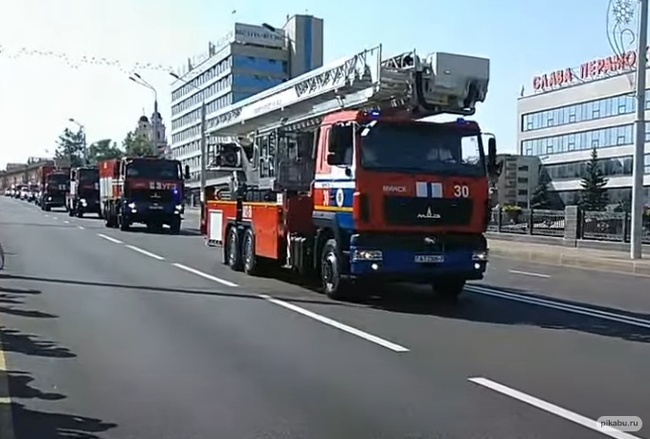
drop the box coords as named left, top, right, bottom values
left=205, top=111, right=492, bottom=296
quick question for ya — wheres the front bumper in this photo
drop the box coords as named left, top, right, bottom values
left=77, top=199, right=99, bottom=212
left=346, top=233, right=488, bottom=283
left=122, top=202, right=183, bottom=223
left=44, top=196, right=65, bottom=207
left=348, top=248, right=487, bottom=282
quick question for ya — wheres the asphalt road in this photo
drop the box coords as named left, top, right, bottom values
left=0, top=197, right=648, bottom=439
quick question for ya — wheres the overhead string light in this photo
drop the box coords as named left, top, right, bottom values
left=0, top=44, right=175, bottom=75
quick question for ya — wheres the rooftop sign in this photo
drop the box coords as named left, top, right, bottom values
left=531, top=47, right=649, bottom=93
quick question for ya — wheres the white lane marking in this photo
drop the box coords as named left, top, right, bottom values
left=52, top=217, right=58, bottom=220
left=44, top=214, right=49, bottom=217
left=172, top=263, right=238, bottom=287
left=63, top=220, right=69, bottom=224
left=469, top=377, right=641, bottom=438
left=508, top=269, right=550, bottom=278
left=125, top=245, right=165, bottom=260
left=259, top=294, right=410, bottom=353
left=77, top=226, right=85, bottom=230
left=97, top=233, right=123, bottom=244
left=466, top=285, right=650, bottom=329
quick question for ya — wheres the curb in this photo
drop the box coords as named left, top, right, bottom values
left=488, top=242, right=650, bottom=276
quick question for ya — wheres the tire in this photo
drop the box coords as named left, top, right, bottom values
left=226, top=227, right=243, bottom=271
left=76, top=210, right=84, bottom=218
left=68, top=205, right=74, bottom=217
left=242, top=228, right=260, bottom=275
left=320, top=238, right=349, bottom=300
left=169, top=217, right=181, bottom=235
left=432, top=278, right=466, bottom=300
left=44, top=205, right=51, bottom=212
left=118, top=210, right=130, bottom=231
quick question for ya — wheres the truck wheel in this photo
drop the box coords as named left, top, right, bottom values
left=320, top=239, right=349, bottom=300
left=242, top=229, right=261, bottom=276
left=226, top=227, right=243, bottom=271
left=118, top=212, right=130, bottom=231
left=44, top=205, right=51, bottom=212
left=169, top=217, right=181, bottom=235
left=76, top=209, right=83, bottom=218
left=432, top=279, right=466, bottom=300
left=68, top=206, right=74, bottom=217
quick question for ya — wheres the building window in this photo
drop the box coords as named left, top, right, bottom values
left=520, top=91, right=642, bottom=132
left=522, top=123, right=639, bottom=156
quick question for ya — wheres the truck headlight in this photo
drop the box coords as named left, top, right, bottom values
left=472, top=250, right=488, bottom=261
left=352, top=249, right=383, bottom=262
left=128, top=202, right=136, bottom=209
left=80, top=198, right=87, bottom=206
left=174, top=204, right=183, bottom=213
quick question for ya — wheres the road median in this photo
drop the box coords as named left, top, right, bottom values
left=488, top=238, right=650, bottom=276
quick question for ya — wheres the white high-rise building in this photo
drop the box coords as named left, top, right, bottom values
left=169, top=15, right=324, bottom=186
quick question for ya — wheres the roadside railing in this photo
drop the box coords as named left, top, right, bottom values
left=488, top=207, right=650, bottom=244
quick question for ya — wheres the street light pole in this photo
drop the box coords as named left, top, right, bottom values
left=170, top=72, right=208, bottom=207
left=631, top=0, right=648, bottom=259
left=68, top=118, right=87, bottom=165
left=129, top=74, right=159, bottom=156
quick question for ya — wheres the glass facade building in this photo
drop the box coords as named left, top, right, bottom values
left=169, top=16, right=324, bottom=184
left=518, top=61, right=650, bottom=207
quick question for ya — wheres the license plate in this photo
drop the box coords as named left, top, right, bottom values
left=149, top=205, right=163, bottom=210
left=415, top=254, right=444, bottom=263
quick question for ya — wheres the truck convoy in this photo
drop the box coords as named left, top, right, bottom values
left=202, top=45, right=500, bottom=299
left=39, top=165, right=70, bottom=211
left=99, top=156, right=189, bottom=233
left=67, top=166, right=100, bottom=218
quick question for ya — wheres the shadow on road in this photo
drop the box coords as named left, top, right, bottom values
left=0, top=273, right=353, bottom=308
left=8, top=402, right=117, bottom=439
left=0, top=285, right=55, bottom=319
left=1, top=371, right=65, bottom=401
left=0, top=368, right=117, bottom=438
left=0, top=306, right=56, bottom=319
left=362, top=283, right=650, bottom=344
left=0, top=327, right=75, bottom=358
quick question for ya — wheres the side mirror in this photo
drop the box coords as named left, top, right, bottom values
left=487, top=137, right=498, bottom=177
left=184, top=165, right=190, bottom=180
left=488, top=137, right=496, bottom=158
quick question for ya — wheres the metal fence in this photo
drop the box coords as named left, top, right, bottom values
left=488, top=207, right=650, bottom=244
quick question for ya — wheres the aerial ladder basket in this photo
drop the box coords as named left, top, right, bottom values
left=205, top=44, right=490, bottom=138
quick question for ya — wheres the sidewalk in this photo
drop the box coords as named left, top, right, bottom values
left=488, top=238, right=650, bottom=276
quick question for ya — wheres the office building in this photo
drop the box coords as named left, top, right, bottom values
left=169, top=15, right=324, bottom=186
left=518, top=49, right=650, bottom=207
left=494, top=154, right=541, bottom=208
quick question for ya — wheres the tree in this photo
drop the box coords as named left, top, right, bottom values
left=88, top=139, right=124, bottom=164
left=579, top=147, right=608, bottom=211
left=123, top=131, right=154, bottom=157
left=54, top=127, right=86, bottom=167
left=530, top=166, right=551, bottom=209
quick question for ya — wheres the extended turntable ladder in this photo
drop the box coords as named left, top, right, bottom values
left=205, top=44, right=491, bottom=138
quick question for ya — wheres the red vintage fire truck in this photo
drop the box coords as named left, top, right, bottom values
left=99, top=157, right=189, bottom=233
left=202, top=46, right=499, bottom=299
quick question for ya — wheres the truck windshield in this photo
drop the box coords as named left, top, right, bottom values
left=126, top=160, right=181, bottom=180
left=359, top=122, right=485, bottom=177
left=79, top=169, right=99, bottom=183
left=47, top=174, right=68, bottom=185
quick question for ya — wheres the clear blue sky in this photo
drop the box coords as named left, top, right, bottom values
left=0, top=0, right=631, bottom=166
